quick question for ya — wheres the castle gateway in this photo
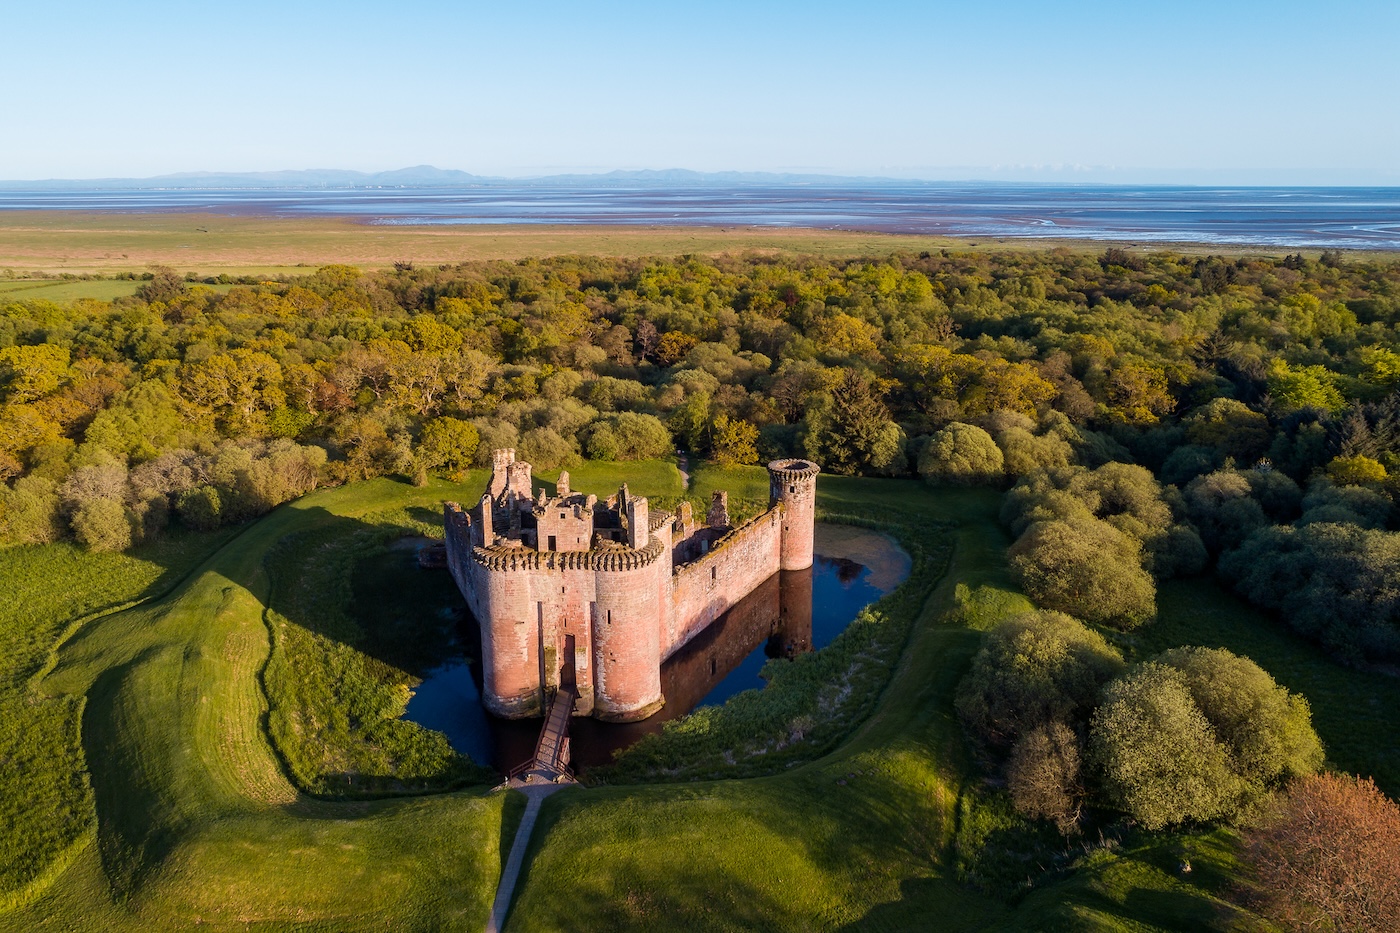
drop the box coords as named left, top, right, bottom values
left=443, top=451, right=819, bottom=722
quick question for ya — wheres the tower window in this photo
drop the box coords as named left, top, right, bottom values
left=789, top=484, right=796, bottom=493
left=711, top=566, right=717, bottom=581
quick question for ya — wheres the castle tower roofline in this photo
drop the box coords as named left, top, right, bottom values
left=767, top=458, right=821, bottom=483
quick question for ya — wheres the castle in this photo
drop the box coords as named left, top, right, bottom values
left=443, top=450, right=819, bottom=722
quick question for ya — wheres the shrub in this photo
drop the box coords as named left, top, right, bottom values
left=1184, top=398, right=1271, bottom=462
left=956, top=610, right=1125, bottom=749
left=1299, top=477, right=1392, bottom=529
left=1008, top=518, right=1156, bottom=628
left=1184, top=469, right=1268, bottom=553
left=1090, top=650, right=1323, bottom=829
left=70, top=498, right=133, bottom=552
left=996, top=426, right=1072, bottom=477
left=516, top=427, right=578, bottom=470
left=1089, top=663, right=1241, bottom=829
left=418, top=416, right=480, bottom=480
left=1156, top=647, right=1324, bottom=786
left=1160, top=444, right=1222, bottom=486
left=177, top=485, right=223, bottom=532
left=1007, top=722, right=1084, bottom=834
left=1326, top=455, right=1388, bottom=488
left=583, top=412, right=673, bottom=462
left=919, top=422, right=1003, bottom=486
left=0, top=475, right=63, bottom=545
left=1222, top=522, right=1400, bottom=661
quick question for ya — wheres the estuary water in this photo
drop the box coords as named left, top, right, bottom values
left=3, top=184, right=1398, bottom=249
left=402, top=523, right=910, bottom=773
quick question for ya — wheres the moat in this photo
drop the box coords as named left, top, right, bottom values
left=403, top=523, right=910, bottom=774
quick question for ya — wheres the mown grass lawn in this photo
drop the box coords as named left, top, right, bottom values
left=0, top=465, right=1361, bottom=931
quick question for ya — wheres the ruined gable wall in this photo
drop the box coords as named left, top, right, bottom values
left=536, top=501, right=593, bottom=552
left=666, top=506, right=784, bottom=659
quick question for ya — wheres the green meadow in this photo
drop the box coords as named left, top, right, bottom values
left=0, top=466, right=1389, bottom=930
left=0, top=277, right=145, bottom=302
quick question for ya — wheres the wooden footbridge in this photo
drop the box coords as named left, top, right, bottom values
left=508, top=683, right=578, bottom=784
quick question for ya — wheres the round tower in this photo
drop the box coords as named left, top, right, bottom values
left=768, top=459, right=820, bottom=571
left=591, top=559, right=665, bottom=722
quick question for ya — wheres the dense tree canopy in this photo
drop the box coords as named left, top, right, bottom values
left=0, top=249, right=1396, bottom=609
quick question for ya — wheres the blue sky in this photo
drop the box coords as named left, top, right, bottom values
left=4, top=0, right=1397, bottom=183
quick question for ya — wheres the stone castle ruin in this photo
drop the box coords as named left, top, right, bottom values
left=443, top=450, right=819, bottom=722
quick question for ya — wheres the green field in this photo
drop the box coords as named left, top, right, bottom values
left=3, top=467, right=1389, bottom=930
left=0, top=277, right=145, bottom=301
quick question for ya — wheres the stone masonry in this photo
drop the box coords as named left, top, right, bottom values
left=443, top=451, right=819, bottom=722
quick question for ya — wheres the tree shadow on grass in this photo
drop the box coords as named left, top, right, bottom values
left=82, top=650, right=183, bottom=901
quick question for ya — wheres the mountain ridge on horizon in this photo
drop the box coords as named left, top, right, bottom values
left=0, top=165, right=954, bottom=190
left=2, top=166, right=1394, bottom=191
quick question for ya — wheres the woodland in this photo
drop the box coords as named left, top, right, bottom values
left=3, top=245, right=1400, bottom=930
left=3, top=248, right=1398, bottom=658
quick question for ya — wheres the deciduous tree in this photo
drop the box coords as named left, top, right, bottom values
left=1244, top=773, right=1400, bottom=933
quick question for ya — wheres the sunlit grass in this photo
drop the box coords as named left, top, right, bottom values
left=0, top=471, right=1300, bottom=930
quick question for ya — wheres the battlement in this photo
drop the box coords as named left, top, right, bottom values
left=443, top=451, right=818, bottom=722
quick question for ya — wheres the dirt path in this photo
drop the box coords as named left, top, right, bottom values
left=487, top=782, right=568, bottom=933
left=676, top=452, right=691, bottom=491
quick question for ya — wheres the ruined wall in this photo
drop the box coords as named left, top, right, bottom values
left=668, top=508, right=783, bottom=659
left=535, top=500, right=593, bottom=552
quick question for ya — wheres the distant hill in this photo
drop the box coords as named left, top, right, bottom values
left=0, top=166, right=932, bottom=190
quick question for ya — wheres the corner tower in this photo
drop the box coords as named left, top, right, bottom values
left=768, top=459, right=820, bottom=570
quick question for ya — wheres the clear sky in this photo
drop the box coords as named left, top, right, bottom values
left=4, top=0, right=1397, bottom=184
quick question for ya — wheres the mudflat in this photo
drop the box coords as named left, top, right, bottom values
left=0, top=211, right=1326, bottom=278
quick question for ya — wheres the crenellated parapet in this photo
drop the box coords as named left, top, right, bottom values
left=469, top=526, right=669, bottom=573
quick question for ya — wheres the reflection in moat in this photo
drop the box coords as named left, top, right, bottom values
left=404, top=531, right=904, bottom=774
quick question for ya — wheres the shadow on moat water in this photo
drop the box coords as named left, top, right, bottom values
left=403, top=523, right=910, bottom=774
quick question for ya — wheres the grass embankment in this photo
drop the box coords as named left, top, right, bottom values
left=262, top=497, right=495, bottom=795
left=0, top=530, right=240, bottom=910
left=2, top=479, right=509, bottom=930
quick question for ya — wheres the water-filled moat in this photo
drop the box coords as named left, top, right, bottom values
left=402, top=523, right=910, bottom=773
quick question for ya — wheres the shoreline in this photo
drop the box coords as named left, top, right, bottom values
left=2, top=211, right=1395, bottom=278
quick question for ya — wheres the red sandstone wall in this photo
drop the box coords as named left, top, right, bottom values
left=771, top=465, right=818, bottom=571
left=591, top=536, right=668, bottom=721
left=667, top=509, right=783, bottom=659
